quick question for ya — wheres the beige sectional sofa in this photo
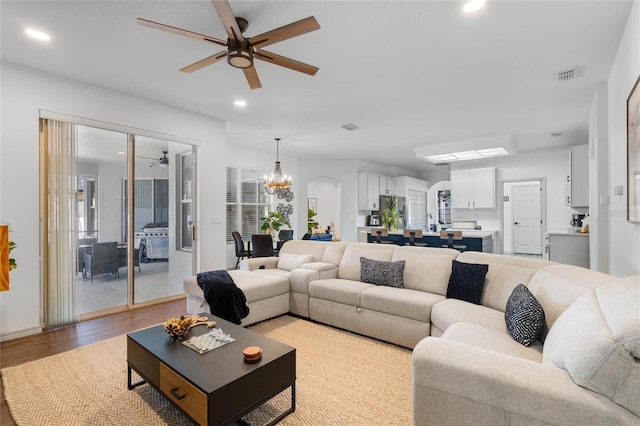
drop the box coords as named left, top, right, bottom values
left=182, top=240, right=639, bottom=425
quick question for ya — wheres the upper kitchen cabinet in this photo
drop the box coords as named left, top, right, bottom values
left=564, top=145, right=588, bottom=208
left=379, top=175, right=394, bottom=196
left=394, top=176, right=428, bottom=196
left=358, top=172, right=381, bottom=210
left=450, top=167, right=496, bottom=209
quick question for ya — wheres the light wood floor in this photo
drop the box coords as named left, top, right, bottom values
left=0, top=298, right=186, bottom=426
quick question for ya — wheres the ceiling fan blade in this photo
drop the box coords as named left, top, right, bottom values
left=212, top=0, right=244, bottom=41
left=137, top=18, right=226, bottom=47
left=180, top=51, right=227, bottom=73
left=255, top=49, right=319, bottom=76
left=249, top=16, right=320, bottom=49
left=138, top=156, right=160, bottom=160
left=243, top=66, right=262, bottom=89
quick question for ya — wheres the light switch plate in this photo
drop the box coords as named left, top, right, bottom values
left=613, top=185, right=623, bottom=196
left=599, top=195, right=609, bottom=205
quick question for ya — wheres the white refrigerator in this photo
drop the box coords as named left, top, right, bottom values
left=544, top=231, right=589, bottom=268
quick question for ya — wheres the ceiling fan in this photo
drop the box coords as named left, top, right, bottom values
left=137, top=0, right=320, bottom=89
left=139, top=150, right=169, bottom=168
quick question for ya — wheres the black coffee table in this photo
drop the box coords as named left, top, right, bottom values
left=127, top=314, right=296, bottom=425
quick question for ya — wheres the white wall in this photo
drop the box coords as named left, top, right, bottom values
left=0, top=62, right=226, bottom=340
left=604, top=0, right=640, bottom=277
left=448, top=147, right=583, bottom=234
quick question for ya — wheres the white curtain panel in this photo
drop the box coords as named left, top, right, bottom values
left=41, top=119, right=78, bottom=328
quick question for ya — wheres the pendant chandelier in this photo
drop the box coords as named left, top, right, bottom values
left=264, top=138, right=291, bottom=195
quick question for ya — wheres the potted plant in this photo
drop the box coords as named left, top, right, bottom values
left=260, top=212, right=291, bottom=236
left=307, top=208, right=318, bottom=234
left=381, top=195, right=400, bottom=230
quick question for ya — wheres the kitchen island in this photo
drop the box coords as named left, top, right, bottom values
left=366, top=229, right=495, bottom=253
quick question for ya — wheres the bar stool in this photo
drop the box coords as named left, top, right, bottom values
left=440, top=230, right=467, bottom=252
left=403, top=229, right=428, bottom=247
left=371, top=228, right=394, bottom=244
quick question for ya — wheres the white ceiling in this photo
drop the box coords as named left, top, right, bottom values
left=1, top=1, right=633, bottom=172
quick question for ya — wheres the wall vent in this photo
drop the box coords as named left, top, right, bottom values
left=557, top=68, right=576, bottom=82
left=341, top=123, right=359, bottom=131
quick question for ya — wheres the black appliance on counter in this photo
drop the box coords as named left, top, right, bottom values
left=570, top=214, right=586, bottom=228
left=366, top=214, right=381, bottom=226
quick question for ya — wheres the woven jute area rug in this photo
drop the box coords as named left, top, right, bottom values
left=2, top=315, right=412, bottom=425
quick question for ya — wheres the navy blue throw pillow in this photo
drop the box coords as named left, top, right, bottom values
left=446, top=260, right=488, bottom=305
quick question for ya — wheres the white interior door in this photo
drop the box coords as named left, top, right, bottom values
left=513, top=183, right=542, bottom=254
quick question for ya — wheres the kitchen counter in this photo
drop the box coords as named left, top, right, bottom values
left=546, top=230, right=589, bottom=236
left=363, top=228, right=496, bottom=252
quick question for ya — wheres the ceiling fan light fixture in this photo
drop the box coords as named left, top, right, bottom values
left=227, top=39, right=253, bottom=69
left=264, top=138, right=292, bottom=194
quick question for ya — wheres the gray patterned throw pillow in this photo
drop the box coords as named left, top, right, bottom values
left=360, top=257, right=405, bottom=288
left=505, top=284, right=545, bottom=347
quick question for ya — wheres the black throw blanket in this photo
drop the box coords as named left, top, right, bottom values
left=196, top=270, right=250, bottom=325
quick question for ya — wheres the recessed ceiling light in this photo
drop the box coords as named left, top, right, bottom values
left=463, top=0, right=486, bottom=13
left=234, top=100, right=247, bottom=107
left=117, top=151, right=126, bottom=155
left=25, top=28, right=51, bottom=41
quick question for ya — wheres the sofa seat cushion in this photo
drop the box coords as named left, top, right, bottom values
left=360, top=286, right=445, bottom=322
left=309, top=278, right=375, bottom=306
left=183, top=270, right=289, bottom=303
left=253, top=268, right=292, bottom=280
left=543, top=276, right=640, bottom=417
left=431, top=298, right=506, bottom=335
left=442, top=322, right=543, bottom=362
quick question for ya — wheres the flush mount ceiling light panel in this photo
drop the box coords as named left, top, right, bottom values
left=137, top=0, right=320, bottom=89
left=414, top=135, right=515, bottom=164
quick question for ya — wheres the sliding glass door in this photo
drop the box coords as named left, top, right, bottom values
left=41, top=118, right=195, bottom=326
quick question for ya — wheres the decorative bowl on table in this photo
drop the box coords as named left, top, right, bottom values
left=163, top=315, right=195, bottom=339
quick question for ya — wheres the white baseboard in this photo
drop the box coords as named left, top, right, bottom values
left=1, top=325, right=42, bottom=342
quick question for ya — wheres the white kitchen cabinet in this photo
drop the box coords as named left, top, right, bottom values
left=358, top=172, right=381, bottom=210
left=394, top=176, right=428, bottom=196
left=565, top=145, right=589, bottom=207
left=379, top=175, right=394, bottom=196
left=450, top=167, right=496, bottom=209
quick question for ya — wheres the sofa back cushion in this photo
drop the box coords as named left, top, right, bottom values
left=542, top=276, right=640, bottom=417
left=321, top=242, right=349, bottom=266
left=338, top=243, right=396, bottom=281
left=527, top=265, right=613, bottom=340
left=455, top=252, right=554, bottom=312
left=391, top=247, right=459, bottom=294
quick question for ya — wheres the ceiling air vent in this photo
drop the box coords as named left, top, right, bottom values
left=341, top=123, right=359, bottom=131
left=557, top=68, right=577, bottom=82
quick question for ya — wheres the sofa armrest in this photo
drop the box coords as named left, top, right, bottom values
left=239, top=257, right=279, bottom=271
left=413, top=337, right=637, bottom=426
left=302, top=262, right=338, bottom=279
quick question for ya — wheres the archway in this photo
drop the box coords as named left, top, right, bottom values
left=307, top=178, right=342, bottom=240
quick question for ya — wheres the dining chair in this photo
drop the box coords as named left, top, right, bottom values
left=403, top=229, right=428, bottom=247
left=275, top=229, right=294, bottom=255
left=231, top=231, right=251, bottom=268
left=440, top=230, right=467, bottom=252
left=251, top=234, right=275, bottom=258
